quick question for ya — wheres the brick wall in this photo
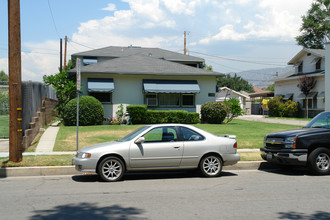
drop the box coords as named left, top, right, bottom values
left=22, top=97, right=58, bottom=149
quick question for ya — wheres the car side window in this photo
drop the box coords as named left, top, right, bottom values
left=143, top=127, right=178, bottom=143
left=180, top=127, right=205, bottom=141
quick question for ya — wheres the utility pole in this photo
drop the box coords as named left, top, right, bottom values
left=64, top=36, right=67, bottom=71
left=60, top=38, right=62, bottom=72
left=184, top=31, right=186, bottom=55
left=8, top=0, right=23, bottom=162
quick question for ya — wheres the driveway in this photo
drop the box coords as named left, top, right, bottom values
left=237, top=115, right=309, bottom=126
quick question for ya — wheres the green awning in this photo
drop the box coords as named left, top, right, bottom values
left=88, top=78, right=114, bottom=92
left=143, top=79, right=200, bottom=93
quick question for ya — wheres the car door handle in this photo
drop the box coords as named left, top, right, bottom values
left=173, top=146, right=181, bottom=149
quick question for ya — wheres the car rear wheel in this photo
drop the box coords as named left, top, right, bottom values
left=308, top=148, right=330, bottom=175
left=98, top=156, right=125, bottom=182
left=199, top=155, right=223, bottom=177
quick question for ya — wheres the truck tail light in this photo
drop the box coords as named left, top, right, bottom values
left=234, top=142, right=237, bottom=149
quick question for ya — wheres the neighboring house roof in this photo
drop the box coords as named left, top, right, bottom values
left=217, top=87, right=249, bottom=99
left=249, top=87, right=274, bottom=98
left=69, top=54, right=224, bottom=76
left=288, top=48, right=325, bottom=65
left=272, top=69, right=325, bottom=82
left=72, top=45, right=204, bottom=63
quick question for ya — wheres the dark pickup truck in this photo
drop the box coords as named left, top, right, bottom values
left=260, top=111, right=330, bottom=175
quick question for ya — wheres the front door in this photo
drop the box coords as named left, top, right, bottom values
left=129, top=126, right=183, bottom=168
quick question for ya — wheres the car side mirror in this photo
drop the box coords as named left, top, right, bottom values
left=134, top=137, right=145, bottom=144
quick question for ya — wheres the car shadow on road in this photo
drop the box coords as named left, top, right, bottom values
left=258, top=162, right=312, bottom=176
left=72, top=170, right=237, bottom=183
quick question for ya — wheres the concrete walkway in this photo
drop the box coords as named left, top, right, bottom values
left=237, top=115, right=309, bottom=127
left=35, top=121, right=61, bottom=153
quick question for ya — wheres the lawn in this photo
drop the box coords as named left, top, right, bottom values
left=0, top=115, right=9, bottom=138
left=53, top=119, right=301, bottom=151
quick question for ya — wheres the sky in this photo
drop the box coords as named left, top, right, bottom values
left=0, top=0, right=314, bottom=82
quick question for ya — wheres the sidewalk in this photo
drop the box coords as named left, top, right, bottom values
left=237, top=115, right=309, bottom=127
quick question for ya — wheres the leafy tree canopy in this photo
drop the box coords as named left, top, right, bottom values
left=217, top=73, right=254, bottom=93
left=264, top=84, right=274, bottom=92
left=0, top=70, right=9, bottom=81
left=295, top=0, right=330, bottom=49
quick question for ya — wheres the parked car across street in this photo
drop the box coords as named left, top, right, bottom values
left=73, top=124, right=240, bottom=182
left=261, top=111, right=330, bottom=175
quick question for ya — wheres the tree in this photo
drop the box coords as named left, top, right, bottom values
left=265, top=84, right=274, bottom=92
left=223, top=98, right=244, bottom=124
left=297, top=75, right=316, bottom=118
left=0, top=70, right=9, bottom=82
left=295, top=0, right=330, bottom=49
left=43, top=71, right=76, bottom=116
left=217, top=73, right=254, bottom=93
left=203, top=62, right=213, bottom=71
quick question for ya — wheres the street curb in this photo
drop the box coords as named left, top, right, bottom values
left=0, top=161, right=279, bottom=178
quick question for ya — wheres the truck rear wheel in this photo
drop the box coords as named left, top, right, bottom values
left=308, top=148, right=330, bottom=175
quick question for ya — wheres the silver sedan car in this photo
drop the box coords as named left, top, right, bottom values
left=72, top=124, right=240, bottom=182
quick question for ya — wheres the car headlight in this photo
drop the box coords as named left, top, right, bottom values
left=77, top=152, right=91, bottom=159
left=284, top=136, right=297, bottom=149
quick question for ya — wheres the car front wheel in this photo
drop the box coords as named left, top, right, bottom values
left=199, top=155, right=223, bottom=177
left=98, top=156, right=125, bottom=182
left=308, top=148, right=330, bottom=175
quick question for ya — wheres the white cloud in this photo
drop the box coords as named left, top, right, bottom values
left=102, top=3, right=116, bottom=11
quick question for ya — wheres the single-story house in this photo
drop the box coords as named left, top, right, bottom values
left=216, top=87, right=250, bottom=113
left=272, top=48, right=325, bottom=117
left=69, top=46, right=224, bottom=117
left=326, top=43, right=330, bottom=111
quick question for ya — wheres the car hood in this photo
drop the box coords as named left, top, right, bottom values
left=266, top=128, right=327, bottom=138
left=78, top=141, right=126, bottom=153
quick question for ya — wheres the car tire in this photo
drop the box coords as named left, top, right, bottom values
left=199, top=155, right=223, bottom=177
left=308, top=147, right=330, bottom=175
left=98, top=156, right=125, bottom=182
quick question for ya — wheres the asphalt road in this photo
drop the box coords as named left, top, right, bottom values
left=1, top=169, right=330, bottom=220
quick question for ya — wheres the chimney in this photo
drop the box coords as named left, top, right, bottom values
left=326, top=42, right=330, bottom=111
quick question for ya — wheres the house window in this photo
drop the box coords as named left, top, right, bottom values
left=182, top=94, right=194, bottom=107
left=159, top=94, right=180, bottom=107
left=146, top=94, right=158, bottom=106
left=89, top=92, right=112, bottom=103
left=316, top=59, right=321, bottom=70
left=298, top=62, right=303, bottom=73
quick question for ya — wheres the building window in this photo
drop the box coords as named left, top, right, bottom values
left=316, top=59, right=321, bottom=70
left=298, top=62, right=303, bottom=73
left=159, top=94, right=180, bottom=107
left=89, top=92, right=112, bottom=103
left=146, top=94, right=158, bottom=106
left=182, top=94, right=194, bottom=106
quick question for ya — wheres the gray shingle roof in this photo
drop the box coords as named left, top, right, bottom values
left=69, top=54, right=223, bottom=76
left=71, top=46, right=204, bottom=63
left=288, top=48, right=325, bottom=65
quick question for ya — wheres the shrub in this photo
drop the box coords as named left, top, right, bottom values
left=186, top=113, right=200, bottom=124
left=200, top=102, right=226, bottom=124
left=268, top=97, right=299, bottom=117
left=223, top=98, right=244, bottom=124
left=62, top=96, right=104, bottom=126
left=0, top=91, right=9, bottom=115
left=126, top=105, right=147, bottom=124
left=167, top=110, right=188, bottom=123
left=145, top=110, right=168, bottom=124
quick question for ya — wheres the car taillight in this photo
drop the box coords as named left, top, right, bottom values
left=234, top=142, right=237, bottom=149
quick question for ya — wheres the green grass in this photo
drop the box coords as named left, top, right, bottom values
left=0, top=155, right=74, bottom=167
left=0, top=115, right=9, bottom=138
left=54, top=119, right=300, bottom=151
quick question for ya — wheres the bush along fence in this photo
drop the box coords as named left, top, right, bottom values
left=126, top=105, right=200, bottom=124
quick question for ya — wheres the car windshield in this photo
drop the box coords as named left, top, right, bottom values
left=305, top=112, right=330, bottom=129
left=117, top=126, right=151, bottom=142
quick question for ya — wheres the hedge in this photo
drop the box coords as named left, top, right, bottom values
left=200, top=102, right=226, bottom=124
left=126, top=105, right=200, bottom=124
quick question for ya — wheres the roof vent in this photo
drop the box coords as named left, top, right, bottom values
left=148, top=52, right=152, bottom=57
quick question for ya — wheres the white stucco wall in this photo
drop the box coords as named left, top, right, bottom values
left=81, top=74, right=217, bottom=117
left=326, top=43, right=330, bottom=111
left=295, top=53, right=325, bottom=74
left=275, top=75, right=325, bottom=110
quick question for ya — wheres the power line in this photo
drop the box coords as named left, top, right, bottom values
left=68, top=38, right=95, bottom=50
left=47, top=0, right=60, bottom=38
left=189, top=50, right=287, bottom=67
